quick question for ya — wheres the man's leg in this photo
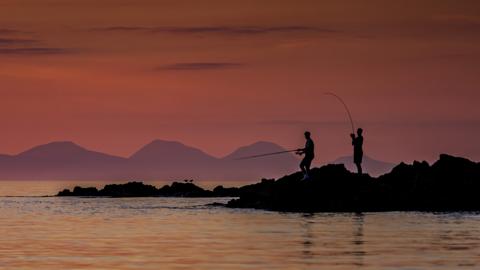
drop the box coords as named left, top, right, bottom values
left=300, top=159, right=306, bottom=174
left=300, top=158, right=309, bottom=180
left=355, top=162, right=362, bottom=174
left=305, top=158, right=312, bottom=176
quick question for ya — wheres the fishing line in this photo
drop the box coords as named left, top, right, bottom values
left=234, top=149, right=299, bottom=160
left=235, top=92, right=355, bottom=161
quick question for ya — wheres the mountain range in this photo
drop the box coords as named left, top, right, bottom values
left=0, top=140, right=393, bottom=180
left=331, top=155, right=395, bottom=177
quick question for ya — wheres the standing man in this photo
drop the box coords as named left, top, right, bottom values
left=350, top=128, right=364, bottom=174
left=297, top=131, right=315, bottom=180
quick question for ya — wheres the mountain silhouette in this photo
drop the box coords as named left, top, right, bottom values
left=223, top=141, right=290, bottom=159
left=18, top=141, right=124, bottom=161
left=331, top=155, right=395, bottom=176
left=0, top=140, right=395, bottom=180
left=127, top=140, right=219, bottom=179
left=221, top=141, right=299, bottom=179
left=0, top=141, right=127, bottom=180
left=130, top=140, right=217, bottom=163
left=0, top=140, right=298, bottom=180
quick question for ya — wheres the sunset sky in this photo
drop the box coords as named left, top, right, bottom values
left=0, top=0, right=479, bottom=164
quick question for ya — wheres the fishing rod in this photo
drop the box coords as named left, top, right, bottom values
left=236, top=92, right=355, bottom=161
left=324, top=92, right=355, bottom=134
left=234, top=149, right=300, bottom=160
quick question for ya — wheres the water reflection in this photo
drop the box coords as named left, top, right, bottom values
left=352, top=213, right=365, bottom=267
left=0, top=194, right=479, bottom=269
left=301, top=213, right=315, bottom=259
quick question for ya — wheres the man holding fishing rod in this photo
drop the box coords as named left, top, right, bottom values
left=296, top=131, right=315, bottom=180
left=324, top=92, right=364, bottom=175
left=234, top=131, right=315, bottom=180
left=236, top=92, right=362, bottom=178
left=351, top=128, right=364, bottom=174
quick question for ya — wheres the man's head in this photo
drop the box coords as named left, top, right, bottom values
left=304, top=131, right=311, bottom=139
left=357, top=128, right=363, bottom=136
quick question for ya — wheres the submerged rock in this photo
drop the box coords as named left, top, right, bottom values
left=227, top=154, right=480, bottom=212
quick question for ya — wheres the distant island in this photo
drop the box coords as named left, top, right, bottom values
left=0, top=139, right=393, bottom=180
left=0, top=140, right=297, bottom=180
left=58, top=154, right=480, bottom=212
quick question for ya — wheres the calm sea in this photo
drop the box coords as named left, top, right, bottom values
left=0, top=181, right=479, bottom=269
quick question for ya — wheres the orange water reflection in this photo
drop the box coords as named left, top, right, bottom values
left=0, top=182, right=479, bottom=269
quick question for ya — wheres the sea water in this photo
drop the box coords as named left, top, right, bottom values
left=0, top=181, right=479, bottom=270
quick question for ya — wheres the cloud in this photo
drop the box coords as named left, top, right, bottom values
left=0, top=28, right=28, bottom=35
left=156, top=62, right=244, bottom=71
left=91, top=25, right=338, bottom=36
left=0, top=38, right=38, bottom=45
left=91, top=26, right=151, bottom=32
left=0, top=47, right=74, bottom=55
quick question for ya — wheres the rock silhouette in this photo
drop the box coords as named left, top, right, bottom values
left=57, top=154, right=480, bottom=212
left=57, top=181, right=240, bottom=197
left=227, top=154, right=480, bottom=212
left=332, top=155, right=395, bottom=176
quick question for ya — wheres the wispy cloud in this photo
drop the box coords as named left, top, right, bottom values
left=0, top=47, right=74, bottom=55
left=0, top=28, right=74, bottom=55
left=92, top=26, right=150, bottom=32
left=0, top=38, right=38, bottom=45
left=0, top=28, right=28, bottom=35
left=91, top=25, right=337, bottom=35
left=156, top=62, right=244, bottom=71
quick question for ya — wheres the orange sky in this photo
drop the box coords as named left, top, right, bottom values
left=0, top=0, right=479, bottom=164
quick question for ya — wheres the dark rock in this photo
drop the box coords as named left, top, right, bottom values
left=56, top=180, right=235, bottom=197
left=98, top=182, right=158, bottom=197
left=56, top=154, right=480, bottom=212
left=158, top=182, right=213, bottom=197
left=207, top=202, right=227, bottom=207
left=57, top=188, right=73, bottom=196
left=227, top=154, right=480, bottom=212
left=212, top=185, right=240, bottom=197
left=57, top=186, right=99, bottom=196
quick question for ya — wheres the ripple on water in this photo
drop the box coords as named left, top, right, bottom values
left=0, top=197, right=479, bottom=269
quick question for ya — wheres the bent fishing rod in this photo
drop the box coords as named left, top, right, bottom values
left=235, top=92, right=355, bottom=161
left=323, top=92, right=355, bottom=134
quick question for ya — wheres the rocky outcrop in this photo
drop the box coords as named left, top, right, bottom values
left=226, top=154, right=480, bottom=212
left=57, top=154, right=480, bottom=212
left=57, top=181, right=240, bottom=197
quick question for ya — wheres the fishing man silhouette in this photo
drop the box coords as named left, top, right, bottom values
left=350, top=128, right=364, bottom=174
left=296, top=131, right=315, bottom=180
